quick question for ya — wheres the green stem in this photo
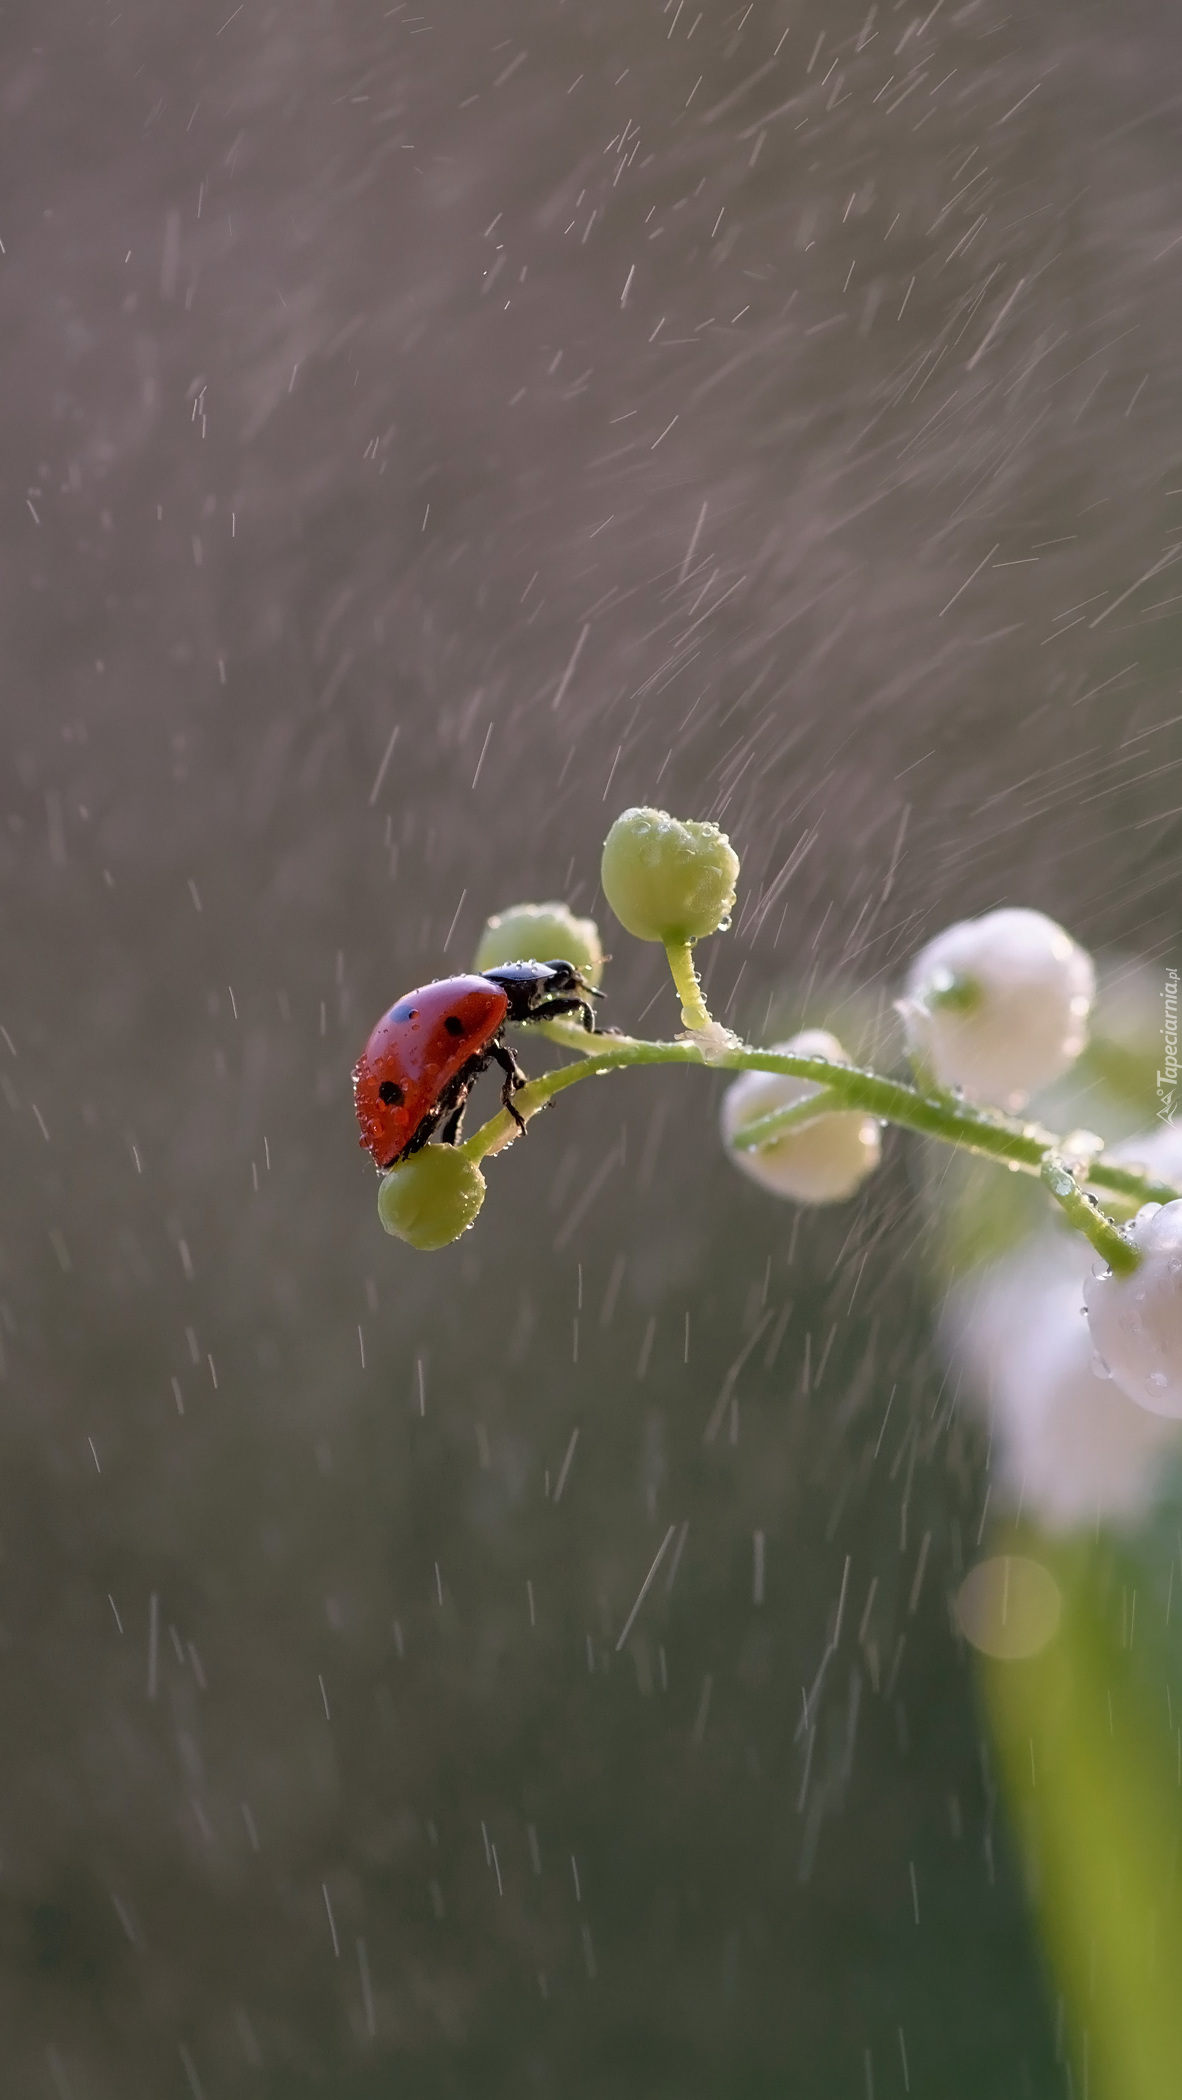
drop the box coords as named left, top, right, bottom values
left=1085, top=1158, right=1178, bottom=1206
left=1040, top=1154, right=1139, bottom=1275
left=459, top=1036, right=700, bottom=1162
left=982, top=1529, right=1182, bottom=2100
left=729, top=1088, right=848, bottom=1149
left=663, top=939, right=711, bottom=1031
left=458, top=1031, right=1182, bottom=1216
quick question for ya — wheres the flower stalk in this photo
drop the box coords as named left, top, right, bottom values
left=457, top=1026, right=1182, bottom=1213
left=663, top=938, right=712, bottom=1032
left=1040, top=1153, right=1139, bottom=1276
left=727, top=1086, right=848, bottom=1147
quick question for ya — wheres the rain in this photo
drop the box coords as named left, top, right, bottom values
left=3, top=0, right=1182, bottom=2093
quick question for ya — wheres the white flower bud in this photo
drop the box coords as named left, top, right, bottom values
left=900, top=907, right=1095, bottom=1109
left=943, top=1238, right=1181, bottom=1532
left=720, top=1029, right=881, bottom=1205
left=1084, top=1200, right=1182, bottom=1418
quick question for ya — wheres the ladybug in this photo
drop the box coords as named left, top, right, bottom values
left=353, top=959, right=600, bottom=1171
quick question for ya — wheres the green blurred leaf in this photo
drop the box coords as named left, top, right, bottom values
left=981, top=1528, right=1182, bottom=2100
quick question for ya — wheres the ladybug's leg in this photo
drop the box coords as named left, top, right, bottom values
left=489, top=1039, right=529, bottom=1130
left=438, top=1089, right=475, bottom=1146
left=436, top=1066, right=482, bottom=1150
left=400, top=1053, right=488, bottom=1155
left=528, top=994, right=598, bottom=1032
left=433, top=1052, right=492, bottom=1146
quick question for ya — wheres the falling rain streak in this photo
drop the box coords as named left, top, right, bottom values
left=3, top=0, right=1179, bottom=2092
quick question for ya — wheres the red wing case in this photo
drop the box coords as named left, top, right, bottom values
left=353, top=975, right=509, bottom=1168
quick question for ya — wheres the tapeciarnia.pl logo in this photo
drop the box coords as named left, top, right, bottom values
left=1160, top=965, right=1179, bottom=1123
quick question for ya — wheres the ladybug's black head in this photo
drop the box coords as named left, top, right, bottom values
left=481, top=959, right=601, bottom=1024
left=536, top=959, right=595, bottom=997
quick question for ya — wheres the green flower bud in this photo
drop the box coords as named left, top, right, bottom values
left=378, top=1147, right=486, bottom=1250
left=474, top=900, right=604, bottom=986
left=601, top=808, right=739, bottom=945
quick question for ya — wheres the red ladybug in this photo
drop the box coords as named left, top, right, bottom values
left=353, top=959, right=600, bottom=1170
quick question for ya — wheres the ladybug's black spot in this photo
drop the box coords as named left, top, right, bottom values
left=378, top=1079, right=404, bottom=1106
left=444, top=1014, right=466, bottom=1037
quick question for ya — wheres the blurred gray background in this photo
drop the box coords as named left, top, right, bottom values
left=2, top=0, right=1181, bottom=2092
